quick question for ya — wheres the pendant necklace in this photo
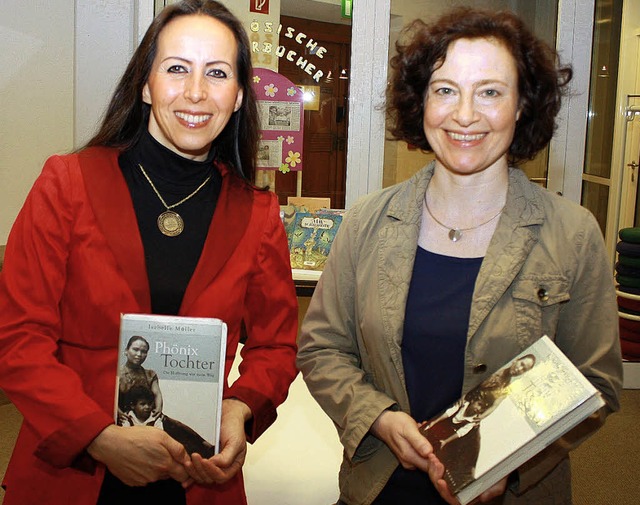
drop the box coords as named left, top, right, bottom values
left=423, top=191, right=504, bottom=242
left=138, top=163, right=211, bottom=237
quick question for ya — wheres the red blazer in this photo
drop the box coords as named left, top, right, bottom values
left=0, top=147, right=298, bottom=504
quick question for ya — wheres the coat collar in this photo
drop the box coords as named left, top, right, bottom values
left=469, top=167, right=545, bottom=337
left=376, top=163, right=546, bottom=387
left=374, top=165, right=433, bottom=391
left=78, top=147, right=253, bottom=314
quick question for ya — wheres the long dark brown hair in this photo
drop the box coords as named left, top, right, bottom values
left=387, top=7, right=573, bottom=163
left=84, top=0, right=259, bottom=182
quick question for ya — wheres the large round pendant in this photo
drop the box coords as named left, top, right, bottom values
left=157, top=210, right=184, bottom=237
left=448, top=229, right=462, bottom=242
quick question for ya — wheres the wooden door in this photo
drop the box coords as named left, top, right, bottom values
left=274, top=16, right=351, bottom=209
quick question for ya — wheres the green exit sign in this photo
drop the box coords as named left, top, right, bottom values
left=342, top=0, right=353, bottom=19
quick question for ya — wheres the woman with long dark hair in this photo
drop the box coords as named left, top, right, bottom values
left=0, top=2, right=298, bottom=503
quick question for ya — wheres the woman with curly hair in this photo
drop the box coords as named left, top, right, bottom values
left=297, top=7, right=621, bottom=505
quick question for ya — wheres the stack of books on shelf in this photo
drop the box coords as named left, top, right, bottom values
left=281, top=198, right=345, bottom=282
left=615, top=227, right=640, bottom=361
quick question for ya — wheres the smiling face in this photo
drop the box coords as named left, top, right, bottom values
left=423, top=37, right=520, bottom=177
left=142, top=14, right=244, bottom=161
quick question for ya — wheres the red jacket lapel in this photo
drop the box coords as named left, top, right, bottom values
left=78, top=147, right=151, bottom=311
left=181, top=165, right=254, bottom=313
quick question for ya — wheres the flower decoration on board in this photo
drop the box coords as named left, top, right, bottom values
left=264, top=83, right=278, bottom=97
left=285, top=150, right=301, bottom=168
left=252, top=67, right=304, bottom=171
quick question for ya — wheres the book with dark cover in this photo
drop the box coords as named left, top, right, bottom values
left=419, top=335, right=604, bottom=505
left=116, top=314, right=227, bottom=457
left=288, top=209, right=345, bottom=272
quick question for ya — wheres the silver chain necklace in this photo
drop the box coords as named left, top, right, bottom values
left=423, top=191, right=504, bottom=242
left=138, top=163, right=211, bottom=237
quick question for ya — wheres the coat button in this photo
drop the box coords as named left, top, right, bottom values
left=473, top=364, right=487, bottom=374
left=537, top=288, right=549, bottom=302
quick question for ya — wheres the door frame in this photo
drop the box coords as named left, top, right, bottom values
left=346, top=0, right=595, bottom=208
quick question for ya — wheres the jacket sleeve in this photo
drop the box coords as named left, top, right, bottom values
left=297, top=204, right=397, bottom=462
left=514, top=208, right=622, bottom=494
left=0, top=155, right=114, bottom=469
left=224, top=193, right=299, bottom=442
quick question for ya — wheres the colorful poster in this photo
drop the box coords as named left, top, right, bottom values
left=252, top=67, right=304, bottom=172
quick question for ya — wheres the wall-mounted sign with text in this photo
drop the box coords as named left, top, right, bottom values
left=249, top=21, right=329, bottom=83
left=250, top=0, right=270, bottom=15
left=342, top=0, right=353, bottom=19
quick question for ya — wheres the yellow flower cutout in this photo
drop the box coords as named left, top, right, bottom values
left=279, top=163, right=291, bottom=174
left=285, top=151, right=301, bottom=168
left=264, top=83, right=278, bottom=97
left=253, top=75, right=261, bottom=83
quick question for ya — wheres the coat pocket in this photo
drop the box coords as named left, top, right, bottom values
left=512, top=277, right=570, bottom=339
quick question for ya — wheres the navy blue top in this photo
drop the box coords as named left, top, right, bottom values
left=374, top=247, right=482, bottom=505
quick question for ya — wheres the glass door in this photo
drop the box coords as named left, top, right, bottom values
left=582, top=0, right=623, bottom=239
left=617, top=95, right=640, bottom=229
left=605, top=0, right=640, bottom=263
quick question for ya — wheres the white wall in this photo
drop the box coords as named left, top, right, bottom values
left=0, top=0, right=75, bottom=244
left=0, top=0, right=145, bottom=244
left=74, top=0, right=140, bottom=147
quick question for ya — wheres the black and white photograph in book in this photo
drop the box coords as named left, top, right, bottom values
left=419, top=335, right=605, bottom=505
left=421, top=353, right=536, bottom=489
left=116, top=314, right=227, bottom=459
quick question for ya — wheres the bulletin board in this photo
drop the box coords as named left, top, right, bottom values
left=252, top=67, right=304, bottom=172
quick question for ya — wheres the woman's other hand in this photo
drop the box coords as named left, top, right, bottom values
left=87, top=424, right=191, bottom=486
left=185, top=398, right=251, bottom=486
left=426, top=453, right=507, bottom=505
left=370, top=410, right=432, bottom=472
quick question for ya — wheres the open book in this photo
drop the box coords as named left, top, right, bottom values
left=420, top=335, right=604, bottom=505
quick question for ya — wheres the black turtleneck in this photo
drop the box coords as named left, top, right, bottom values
left=118, top=130, right=221, bottom=315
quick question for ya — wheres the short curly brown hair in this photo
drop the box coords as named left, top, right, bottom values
left=386, top=7, right=572, bottom=163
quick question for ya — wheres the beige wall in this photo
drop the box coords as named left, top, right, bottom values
left=0, top=1, right=75, bottom=244
left=0, top=0, right=142, bottom=244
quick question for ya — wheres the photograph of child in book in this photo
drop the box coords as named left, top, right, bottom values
left=117, top=336, right=215, bottom=458
left=420, top=354, right=536, bottom=489
left=121, top=385, right=215, bottom=458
